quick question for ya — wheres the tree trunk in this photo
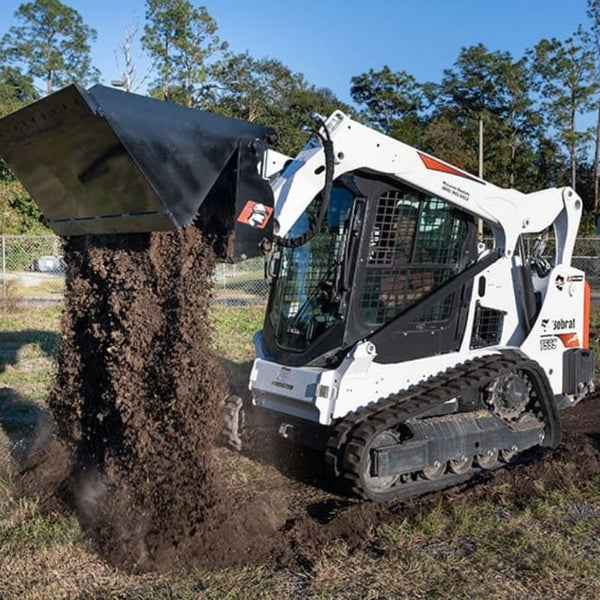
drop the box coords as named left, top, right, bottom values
left=510, top=142, right=516, bottom=188
left=594, top=101, right=600, bottom=210
left=509, top=109, right=516, bottom=188
left=478, top=116, right=484, bottom=179
left=478, top=116, right=484, bottom=237
left=571, top=101, right=577, bottom=190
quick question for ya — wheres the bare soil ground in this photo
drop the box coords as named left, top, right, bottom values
left=10, top=378, right=600, bottom=571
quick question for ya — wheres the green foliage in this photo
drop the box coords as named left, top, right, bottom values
left=421, top=112, right=474, bottom=170
left=531, top=30, right=598, bottom=191
left=1, top=0, right=100, bottom=95
left=142, top=0, right=226, bottom=107
left=0, top=180, right=48, bottom=234
left=350, top=66, right=426, bottom=145
left=0, top=67, right=37, bottom=119
left=430, top=44, right=543, bottom=190
left=208, top=52, right=352, bottom=155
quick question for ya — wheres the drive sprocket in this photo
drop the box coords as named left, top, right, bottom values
left=485, top=371, right=532, bottom=422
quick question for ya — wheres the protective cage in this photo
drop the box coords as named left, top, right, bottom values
left=0, top=84, right=277, bottom=259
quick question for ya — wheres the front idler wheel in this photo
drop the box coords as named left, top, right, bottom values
left=358, top=429, right=401, bottom=497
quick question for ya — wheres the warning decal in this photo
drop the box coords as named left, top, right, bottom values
left=236, top=201, right=273, bottom=229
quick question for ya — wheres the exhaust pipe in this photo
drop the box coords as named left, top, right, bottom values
left=0, top=84, right=277, bottom=259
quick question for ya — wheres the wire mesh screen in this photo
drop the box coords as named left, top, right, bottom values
left=470, top=305, right=504, bottom=349
left=359, top=190, right=467, bottom=325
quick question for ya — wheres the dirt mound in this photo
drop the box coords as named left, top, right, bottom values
left=44, top=228, right=241, bottom=570
left=13, top=437, right=73, bottom=514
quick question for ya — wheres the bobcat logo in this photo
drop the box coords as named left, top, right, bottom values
left=555, top=275, right=565, bottom=291
left=236, top=200, right=273, bottom=230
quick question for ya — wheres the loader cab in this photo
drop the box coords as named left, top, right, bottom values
left=263, top=172, right=478, bottom=367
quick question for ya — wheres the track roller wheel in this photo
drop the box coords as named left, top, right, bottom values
left=475, top=449, right=499, bottom=469
left=449, top=456, right=472, bottom=474
left=422, top=462, right=446, bottom=480
left=500, top=447, right=518, bottom=462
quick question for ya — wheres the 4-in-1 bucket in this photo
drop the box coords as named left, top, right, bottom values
left=0, top=84, right=276, bottom=258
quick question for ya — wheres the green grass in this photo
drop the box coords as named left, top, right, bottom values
left=0, top=305, right=599, bottom=599
left=211, top=305, right=264, bottom=361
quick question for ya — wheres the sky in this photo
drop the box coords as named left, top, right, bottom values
left=0, top=0, right=592, bottom=105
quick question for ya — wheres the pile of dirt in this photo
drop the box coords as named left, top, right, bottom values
left=44, top=228, right=263, bottom=570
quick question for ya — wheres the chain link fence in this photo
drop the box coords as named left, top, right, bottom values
left=1, top=234, right=600, bottom=308
left=0, top=235, right=268, bottom=307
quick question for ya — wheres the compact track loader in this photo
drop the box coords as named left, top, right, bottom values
left=0, top=85, right=595, bottom=501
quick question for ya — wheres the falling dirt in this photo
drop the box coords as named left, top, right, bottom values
left=18, top=227, right=295, bottom=572
left=10, top=223, right=600, bottom=571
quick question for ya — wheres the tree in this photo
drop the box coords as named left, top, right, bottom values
left=114, top=21, right=149, bottom=93
left=142, top=0, right=226, bottom=107
left=0, top=66, right=37, bottom=119
left=495, top=56, right=541, bottom=188
left=421, top=112, right=474, bottom=171
left=431, top=44, right=542, bottom=190
left=1, top=0, right=99, bottom=95
left=209, top=53, right=301, bottom=122
left=0, top=179, right=47, bottom=234
left=350, top=66, right=426, bottom=145
left=208, top=52, right=352, bottom=155
left=531, top=30, right=597, bottom=191
left=586, top=0, right=600, bottom=209
left=438, top=44, right=507, bottom=182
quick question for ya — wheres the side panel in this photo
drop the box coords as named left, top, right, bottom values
left=520, top=266, right=587, bottom=398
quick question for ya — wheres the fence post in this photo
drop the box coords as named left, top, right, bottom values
left=1, top=235, right=5, bottom=304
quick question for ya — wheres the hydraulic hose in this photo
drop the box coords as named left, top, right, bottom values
left=275, top=119, right=335, bottom=248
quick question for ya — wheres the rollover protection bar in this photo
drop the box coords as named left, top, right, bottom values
left=0, top=84, right=278, bottom=259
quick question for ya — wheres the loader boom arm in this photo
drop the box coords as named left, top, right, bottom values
left=271, top=111, right=581, bottom=264
left=0, top=87, right=581, bottom=264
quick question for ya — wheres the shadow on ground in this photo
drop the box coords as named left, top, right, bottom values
left=217, top=356, right=333, bottom=493
left=0, top=387, right=54, bottom=469
left=0, top=329, right=59, bottom=471
left=586, top=432, right=600, bottom=450
left=0, top=329, right=60, bottom=374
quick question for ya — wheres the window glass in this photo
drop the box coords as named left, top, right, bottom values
left=268, top=185, right=354, bottom=351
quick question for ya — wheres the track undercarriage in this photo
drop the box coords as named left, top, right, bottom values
left=324, top=351, right=562, bottom=501
left=223, top=352, right=562, bottom=502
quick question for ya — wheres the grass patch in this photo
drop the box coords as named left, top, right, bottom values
left=210, top=305, right=264, bottom=361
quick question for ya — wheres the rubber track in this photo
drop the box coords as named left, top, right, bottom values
left=325, top=351, right=562, bottom=501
